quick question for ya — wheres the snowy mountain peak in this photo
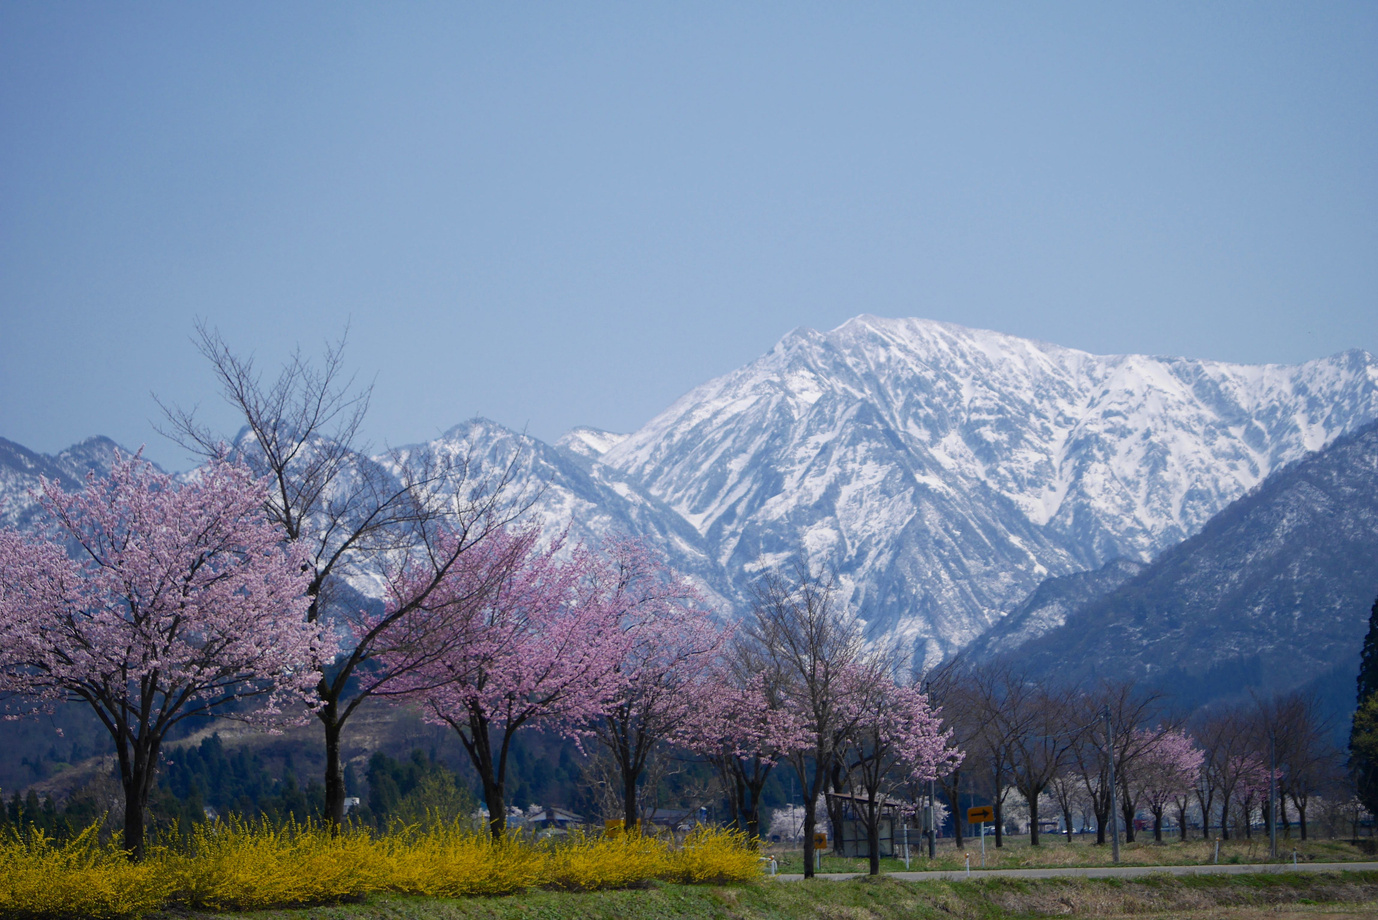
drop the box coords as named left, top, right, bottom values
left=598, top=315, right=1378, bottom=661
left=556, top=427, right=629, bottom=463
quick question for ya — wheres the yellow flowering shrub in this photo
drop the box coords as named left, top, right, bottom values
left=0, top=825, right=172, bottom=920
left=543, top=829, right=673, bottom=891
left=164, top=817, right=385, bottom=911
left=667, top=826, right=761, bottom=884
left=0, top=817, right=764, bottom=917
left=382, top=821, right=539, bottom=897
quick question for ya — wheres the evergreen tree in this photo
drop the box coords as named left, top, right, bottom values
left=1350, top=595, right=1378, bottom=813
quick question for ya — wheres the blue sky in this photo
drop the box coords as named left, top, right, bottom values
left=2, top=2, right=1375, bottom=469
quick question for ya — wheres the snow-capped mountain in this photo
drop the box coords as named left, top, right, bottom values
left=4, top=316, right=1376, bottom=672
left=381, top=420, right=733, bottom=608
left=0, top=436, right=130, bottom=528
left=592, top=316, right=1378, bottom=663
left=1007, top=419, right=1378, bottom=724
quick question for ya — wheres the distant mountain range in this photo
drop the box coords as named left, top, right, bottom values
left=1005, top=419, right=1378, bottom=725
left=5, top=316, right=1377, bottom=701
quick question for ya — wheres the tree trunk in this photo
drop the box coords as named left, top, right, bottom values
left=321, top=703, right=347, bottom=830
left=1062, top=803, right=1073, bottom=842
left=1296, top=797, right=1308, bottom=841
left=945, top=769, right=964, bottom=849
left=867, top=808, right=881, bottom=876
left=623, top=769, right=639, bottom=832
left=1028, top=791, right=1041, bottom=846
left=120, top=734, right=160, bottom=862
left=483, top=778, right=507, bottom=840
left=743, top=768, right=769, bottom=841
left=1219, top=799, right=1231, bottom=840
left=802, top=800, right=817, bottom=879
left=1152, top=809, right=1163, bottom=843
left=122, top=772, right=149, bottom=861
left=1121, top=797, right=1136, bottom=843
left=1094, top=800, right=1108, bottom=845
left=992, top=780, right=1004, bottom=847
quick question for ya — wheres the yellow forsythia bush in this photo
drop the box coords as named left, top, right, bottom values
left=0, top=819, right=764, bottom=918
left=381, top=821, right=539, bottom=897
left=667, top=826, right=761, bottom=884
left=543, top=829, right=673, bottom=891
left=0, top=825, right=172, bottom=920
left=164, top=817, right=386, bottom=911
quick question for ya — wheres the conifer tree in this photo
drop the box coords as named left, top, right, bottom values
left=1351, top=596, right=1378, bottom=813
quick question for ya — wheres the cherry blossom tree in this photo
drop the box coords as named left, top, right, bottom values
left=687, top=637, right=809, bottom=840
left=0, top=456, right=317, bottom=859
left=162, top=325, right=530, bottom=826
left=747, top=565, right=871, bottom=879
left=841, top=676, right=963, bottom=875
left=587, top=539, right=726, bottom=829
left=1133, top=729, right=1204, bottom=842
left=378, top=526, right=627, bottom=840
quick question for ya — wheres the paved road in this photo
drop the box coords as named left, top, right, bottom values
left=775, top=861, right=1378, bottom=882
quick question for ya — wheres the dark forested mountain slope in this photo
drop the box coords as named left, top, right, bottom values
left=1008, top=420, right=1378, bottom=721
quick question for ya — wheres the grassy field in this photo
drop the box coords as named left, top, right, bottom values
left=768, top=834, right=1372, bottom=875
left=141, top=872, right=1378, bottom=920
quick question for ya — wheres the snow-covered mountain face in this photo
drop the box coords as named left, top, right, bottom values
left=381, top=420, right=733, bottom=610
left=593, top=316, right=1378, bottom=664
left=5, top=316, right=1376, bottom=671
left=0, top=436, right=130, bottom=528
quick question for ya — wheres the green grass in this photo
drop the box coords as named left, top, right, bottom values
left=141, top=872, right=1378, bottom=920
left=767, top=834, right=1373, bottom=874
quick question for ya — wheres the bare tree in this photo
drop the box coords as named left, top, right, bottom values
left=1066, top=680, right=1164, bottom=847
left=1265, top=691, right=1338, bottom=841
left=924, top=656, right=982, bottom=849
left=1003, top=675, right=1082, bottom=846
left=964, top=661, right=1020, bottom=848
left=748, top=565, right=869, bottom=880
left=161, top=324, right=531, bottom=826
left=1195, top=706, right=1259, bottom=842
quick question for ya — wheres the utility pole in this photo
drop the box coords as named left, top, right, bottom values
left=1105, top=706, right=1121, bottom=865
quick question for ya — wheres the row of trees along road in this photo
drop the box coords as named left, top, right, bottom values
left=928, top=658, right=1342, bottom=851
left=0, top=330, right=961, bottom=865
left=7, top=329, right=1344, bottom=867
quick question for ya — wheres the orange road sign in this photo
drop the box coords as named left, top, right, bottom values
left=813, top=832, right=828, bottom=850
left=967, top=806, right=995, bottom=824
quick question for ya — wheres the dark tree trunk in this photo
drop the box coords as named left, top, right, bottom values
left=1028, top=791, right=1041, bottom=846
left=1219, top=799, right=1231, bottom=840
left=321, top=702, right=347, bottom=829
left=1121, top=796, right=1136, bottom=843
left=623, top=769, right=639, bottom=832
left=1152, top=808, right=1163, bottom=842
left=450, top=707, right=514, bottom=842
left=1197, top=790, right=1214, bottom=840
left=802, top=803, right=818, bottom=879
left=484, top=778, right=507, bottom=840
left=992, top=767, right=1004, bottom=848
left=943, top=768, right=964, bottom=849
left=742, top=763, right=771, bottom=841
left=867, top=808, right=881, bottom=876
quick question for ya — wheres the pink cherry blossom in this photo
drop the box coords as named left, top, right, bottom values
left=0, top=454, right=317, bottom=858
